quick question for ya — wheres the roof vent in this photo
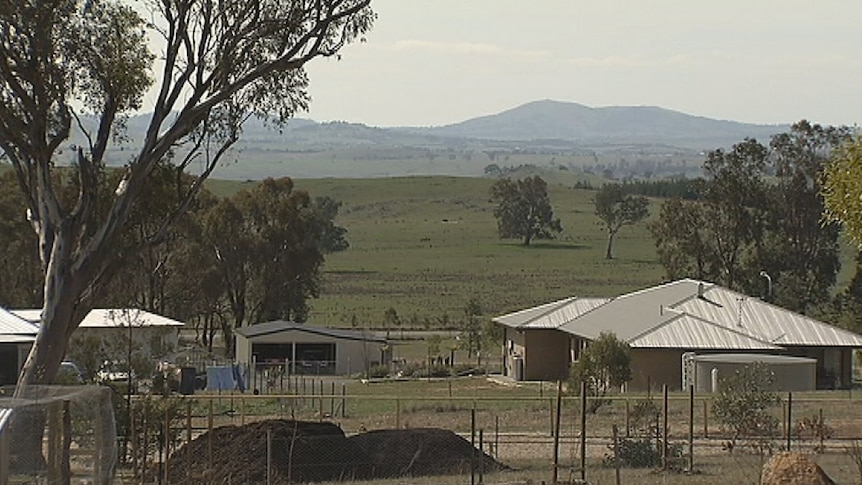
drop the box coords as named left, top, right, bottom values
left=697, top=282, right=705, bottom=298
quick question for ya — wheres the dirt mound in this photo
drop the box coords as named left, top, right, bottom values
left=349, top=428, right=506, bottom=477
left=166, top=420, right=371, bottom=484
left=760, top=452, right=836, bottom=485
left=167, top=420, right=507, bottom=484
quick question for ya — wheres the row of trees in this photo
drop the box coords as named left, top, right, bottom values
left=0, top=170, right=349, bottom=354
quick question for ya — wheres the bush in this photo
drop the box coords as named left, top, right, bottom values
left=366, top=364, right=390, bottom=379
left=712, top=362, right=780, bottom=452
left=603, top=438, right=683, bottom=469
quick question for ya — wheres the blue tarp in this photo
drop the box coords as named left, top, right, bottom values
left=206, top=366, right=235, bottom=391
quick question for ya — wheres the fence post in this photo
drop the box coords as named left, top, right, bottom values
left=662, top=384, right=668, bottom=471
left=341, top=384, right=347, bottom=418
left=471, top=407, right=476, bottom=485
left=495, top=415, right=499, bottom=460
left=186, top=400, right=192, bottom=481
left=580, top=381, right=587, bottom=482
left=819, top=408, right=824, bottom=452
left=396, top=397, right=401, bottom=429
left=688, top=384, right=694, bottom=471
left=62, top=400, right=71, bottom=485
left=479, top=428, right=484, bottom=485
left=164, top=402, right=171, bottom=485
left=786, top=392, right=792, bottom=451
left=552, top=381, right=562, bottom=483
left=0, top=422, right=8, bottom=485
left=703, top=400, right=708, bottom=438
left=208, top=399, right=214, bottom=474
left=613, top=424, right=621, bottom=485
left=624, top=399, right=630, bottom=438
left=142, top=402, right=149, bottom=485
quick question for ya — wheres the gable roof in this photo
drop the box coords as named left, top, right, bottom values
left=0, top=307, right=38, bottom=343
left=235, top=320, right=386, bottom=343
left=13, top=309, right=185, bottom=328
left=493, top=279, right=862, bottom=349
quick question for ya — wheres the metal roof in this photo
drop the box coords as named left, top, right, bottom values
left=0, top=307, right=38, bottom=338
left=495, top=278, right=862, bottom=350
left=672, top=285, right=862, bottom=348
left=493, top=297, right=610, bottom=329
left=692, top=354, right=816, bottom=364
left=13, top=309, right=185, bottom=328
left=235, top=320, right=387, bottom=342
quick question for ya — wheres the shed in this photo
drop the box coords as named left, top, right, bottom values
left=0, top=307, right=38, bottom=386
left=687, top=353, right=816, bottom=393
left=234, top=321, right=388, bottom=376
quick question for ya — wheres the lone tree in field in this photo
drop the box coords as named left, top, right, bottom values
left=0, top=0, right=374, bottom=391
left=570, top=331, right=631, bottom=413
left=490, top=175, right=562, bottom=246
left=593, top=183, right=649, bottom=259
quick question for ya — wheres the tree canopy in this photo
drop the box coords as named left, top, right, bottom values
left=822, top=136, right=862, bottom=249
left=649, top=122, right=849, bottom=313
left=489, top=175, right=562, bottom=246
left=0, top=0, right=374, bottom=389
left=570, top=331, right=631, bottom=413
left=593, top=183, right=649, bottom=259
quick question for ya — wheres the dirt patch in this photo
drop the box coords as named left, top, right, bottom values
left=166, top=420, right=506, bottom=484
left=348, top=428, right=506, bottom=477
left=760, top=452, right=835, bottom=485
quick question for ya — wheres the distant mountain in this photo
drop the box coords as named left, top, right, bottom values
left=63, top=100, right=794, bottom=179
left=406, top=100, right=788, bottom=150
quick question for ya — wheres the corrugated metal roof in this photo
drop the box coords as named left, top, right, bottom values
left=673, top=285, right=862, bottom=347
left=235, top=320, right=386, bottom=342
left=629, top=312, right=782, bottom=350
left=559, top=279, right=704, bottom=340
left=0, top=307, right=38, bottom=336
left=13, top=309, right=185, bottom=328
left=496, top=278, right=862, bottom=350
left=493, top=297, right=611, bottom=329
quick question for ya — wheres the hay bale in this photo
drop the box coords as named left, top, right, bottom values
left=760, top=452, right=835, bottom=485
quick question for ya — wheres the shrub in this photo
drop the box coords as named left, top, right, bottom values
left=366, top=364, right=390, bottom=379
left=712, top=362, right=780, bottom=452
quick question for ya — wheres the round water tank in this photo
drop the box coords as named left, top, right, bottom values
left=692, top=354, right=816, bottom=393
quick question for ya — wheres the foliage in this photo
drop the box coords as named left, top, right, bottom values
left=1, top=0, right=374, bottom=388
left=628, top=396, right=661, bottom=437
left=603, top=438, right=681, bottom=469
left=712, top=362, right=781, bottom=451
left=822, top=136, right=862, bottom=249
left=489, top=175, right=562, bottom=246
left=649, top=122, right=848, bottom=313
left=570, top=332, right=631, bottom=413
left=593, top=183, right=650, bottom=259
left=365, top=364, right=390, bottom=379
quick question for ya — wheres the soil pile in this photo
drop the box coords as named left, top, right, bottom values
left=166, top=420, right=370, bottom=484
left=760, top=452, right=836, bottom=485
left=167, top=420, right=506, bottom=484
left=348, top=428, right=506, bottom=477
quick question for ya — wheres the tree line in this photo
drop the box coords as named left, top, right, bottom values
left=488, top=121, right=862, bottom=332
left=0, top=169, right=349, bottom=355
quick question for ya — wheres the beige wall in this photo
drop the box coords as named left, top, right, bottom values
left=629, top=349, right=684, bottom=392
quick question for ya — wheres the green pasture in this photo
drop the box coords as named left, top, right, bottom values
left=288, top=176, right=664, bottom=327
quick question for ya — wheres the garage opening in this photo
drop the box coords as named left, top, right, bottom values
left=251, top=342, right=336, bottom=375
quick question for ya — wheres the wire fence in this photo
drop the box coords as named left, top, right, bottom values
left=4, top=380, right=862, bottom=484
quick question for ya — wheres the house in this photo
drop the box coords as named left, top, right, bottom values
left=0, top=308, right=38, bottom=385
left=234, top=321, right=389, bottom=376
left=493, top=279, right=862, bottom=391
left=13, top=308, right=185, bottom=362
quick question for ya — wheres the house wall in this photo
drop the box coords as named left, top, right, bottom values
left=523, top=329, right=570, bottom=381
left=629, top=349, right=685, bottom=392
left=73, top=327, right=180, bottom=360
left=785, top=346, right=854, bottom=389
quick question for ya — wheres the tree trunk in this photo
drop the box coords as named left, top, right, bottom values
left=606, top=231, right=617, bottom=260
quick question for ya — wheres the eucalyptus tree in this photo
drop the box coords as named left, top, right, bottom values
left=0, top=0, right=374, bottom=389
left=593, top=183, right=649, bottom=259
left=490, top=175, right=562, bottom=246
left=823, top=136, right=862, bottom=248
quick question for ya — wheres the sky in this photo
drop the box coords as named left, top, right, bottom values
left=297, top=0, right=862, bottom=128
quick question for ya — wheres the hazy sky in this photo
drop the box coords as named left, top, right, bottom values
left=298, top=0, right=862, bottom=128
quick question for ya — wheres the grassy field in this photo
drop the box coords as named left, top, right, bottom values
left=229, top=175, right=667, bottom=328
